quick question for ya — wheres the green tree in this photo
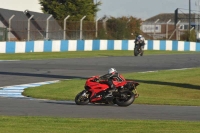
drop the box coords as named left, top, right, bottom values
left=99, top=16, right=142, bottom=39
left=181, top=30, right=196, bottom=42
left=39, top=0, right=101, bottom=21
left=189, top=29, right=196, bottom=42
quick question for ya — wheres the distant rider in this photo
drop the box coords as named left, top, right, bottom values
left=134, top=35, right=145, bottom=52
left=98, top=68, right=125, bottom=97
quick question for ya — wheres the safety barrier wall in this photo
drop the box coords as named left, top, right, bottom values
left=0, top=40, right=200, bottom=53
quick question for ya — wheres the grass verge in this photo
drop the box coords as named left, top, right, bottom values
left=0, top=116, right=200, bottom=133
left=0, top=50, right=199, bottom=60
left=1, top=51, right=200, bottom=132
left=23, top=67, right=200, bottom=106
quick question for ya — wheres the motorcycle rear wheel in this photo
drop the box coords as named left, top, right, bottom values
left=75, top=91, right=89, bottom=105
left=140, top=50, right=144, bottom=56
left=115, top=91, right=135, bottom=107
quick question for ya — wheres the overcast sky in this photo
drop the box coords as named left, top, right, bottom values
left=97, top=0, right=199, bottom=20
left=0, top=0, right=199, bottom=20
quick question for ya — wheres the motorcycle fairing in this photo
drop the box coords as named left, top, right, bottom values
left=85, top=76, right=125, bottom=102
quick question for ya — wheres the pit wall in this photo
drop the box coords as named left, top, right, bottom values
left=0, top=40, right=200, bottom=53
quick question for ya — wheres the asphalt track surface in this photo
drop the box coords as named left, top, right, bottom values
left=0, top=53, right=200, bottom=121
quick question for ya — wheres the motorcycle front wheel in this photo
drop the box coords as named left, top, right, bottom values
left=115, top=91, right=135, bottom=107
left=75, top=90, right=89, bottom=105
left=134, top=48, right=139, bottom=56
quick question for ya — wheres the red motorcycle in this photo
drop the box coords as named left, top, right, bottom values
left=75, top=75, right=139, bottom=107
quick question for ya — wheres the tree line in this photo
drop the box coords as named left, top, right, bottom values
left=39, top=0, right=142, bottom=39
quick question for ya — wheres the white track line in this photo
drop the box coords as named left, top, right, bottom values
left=138, top=68, right=192, bottom=73
left=0, top=80, right=59, bottom=98
left=0, top=60, right=20, bottom=62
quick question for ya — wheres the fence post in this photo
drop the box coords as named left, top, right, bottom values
left=154, top=19, right=159, bottom=39
left=166, top=19, right=171, bottom=39
left=63, top=15, right=70, bottom=40
left=103, top=17, right=108, bottom=32
left=46, top=15, right=52, bottom=40
left=80, top=16, right=86, bottom=40
left=95, top=18, right=100, bottom=38
left=8, top=15, right=15, bottom=41
left=176, top=20, right=181, bottom=40
left=28, top=15, right=34, bottom=41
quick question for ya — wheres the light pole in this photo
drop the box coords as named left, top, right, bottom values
left=188, top=0, right=191, bottom=41
left=195, top=0, right=200, bottom=40
left=189, top=0, right=191, bottom=31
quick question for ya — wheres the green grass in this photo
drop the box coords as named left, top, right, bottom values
left=0, top=116, right=200, bottom=133
left=23, top=67, right=200, bottom=106
left=0, top=50, right=199, bottom=60
left=1, top=51, right=200, bottom=132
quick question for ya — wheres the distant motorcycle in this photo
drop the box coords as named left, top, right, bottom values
left=75, top=75, right=139, bottom=107
left=134, top=39, right=145, bottom=56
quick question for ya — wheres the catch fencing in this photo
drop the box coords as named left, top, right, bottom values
left=0, top=18, right=198, bottom=41
left=1, top=20, right=133, bottom=41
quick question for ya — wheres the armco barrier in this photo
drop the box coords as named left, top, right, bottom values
left=0, top=40, right=200, bottom=53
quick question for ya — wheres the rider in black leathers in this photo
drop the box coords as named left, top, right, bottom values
left=99, top=68, right=125, bottom=97
left=134, top=35, right=145, bottom=52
